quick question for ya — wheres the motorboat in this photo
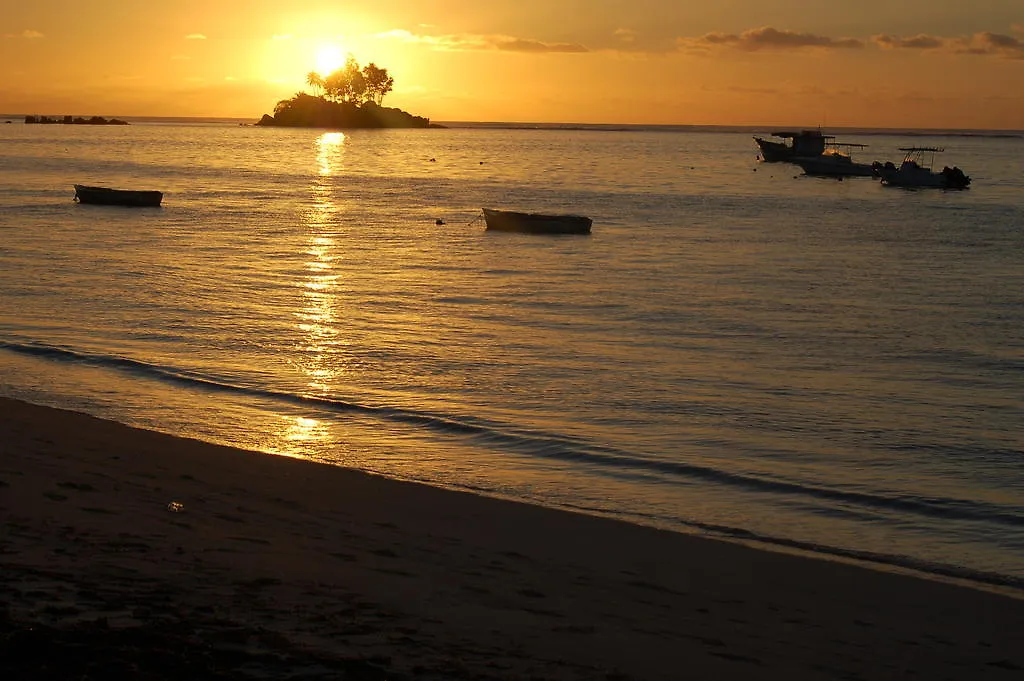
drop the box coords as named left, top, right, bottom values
left=795, top=142, right=878, bottom=178
left=874, top=148, right=970, bottom=189
left=753, top=130, right=831, bottom=163
left=73, top=184, right=163, bottom=207
left=481, top=208, right=592, bottom=235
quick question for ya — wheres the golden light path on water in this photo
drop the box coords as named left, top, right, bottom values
left=278, top=132, right=347, bottom=454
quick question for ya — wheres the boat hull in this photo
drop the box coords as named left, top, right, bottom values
left=753, top=138, right=795, bottom=163
left=753, top=131, right=829, bottom=163
left=74, top=185, right=163, bottom=207
left=482, top=208, right=592, bottom=235
left=875, top=166, right=970, bottom=189
left=795, top=156, right=878, bottom=178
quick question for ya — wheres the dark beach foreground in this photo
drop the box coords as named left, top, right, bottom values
left=1, top=396, right=1021, bottom=680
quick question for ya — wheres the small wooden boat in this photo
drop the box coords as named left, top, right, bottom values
left=73, top=184, right=163, bottom=207
left=482, top=208, right=592, bottom=235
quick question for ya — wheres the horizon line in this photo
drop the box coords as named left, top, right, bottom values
left=1, top=113, right=1021, bottom=136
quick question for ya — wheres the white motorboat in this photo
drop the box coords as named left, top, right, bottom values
left=875, top=148, right=971, bottom=189
left=795, top=142, right=877, bottom=178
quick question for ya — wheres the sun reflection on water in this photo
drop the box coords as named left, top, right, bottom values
left=300, top=133, right=348, bottom=391
left=276, top=132, right=351, bottom=456
left=317, top=132, right=346, bottom=176
left=261, top=415, right=329, bottom=460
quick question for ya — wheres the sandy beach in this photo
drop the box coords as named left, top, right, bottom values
left=1, top=396, right=1021, bottom=680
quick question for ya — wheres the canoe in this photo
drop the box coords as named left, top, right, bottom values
left=74, top=184, right=163, bottom=207
left=482, top=208, right=592, bottom=235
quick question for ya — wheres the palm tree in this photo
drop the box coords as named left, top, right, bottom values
left=306, top=71, right=324, bottom=98
left=324, top=69, right=348, bottom=103
left=362, top=64, right=394, bottom=105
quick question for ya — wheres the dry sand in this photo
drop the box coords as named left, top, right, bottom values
left=1, top=396, right=1022, bottom=680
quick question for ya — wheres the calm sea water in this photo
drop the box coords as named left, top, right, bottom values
left=1, top=121, right=1022, bottom=590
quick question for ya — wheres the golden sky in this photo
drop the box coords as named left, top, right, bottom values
left=2, top=1, right=1022, bottom=129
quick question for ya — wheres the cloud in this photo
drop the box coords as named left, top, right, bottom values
left=684, top=26, right=863, bottom=52
left=721, top=85, right=779, bottom=95
left=494, top=37, right=588, bottom=53
left=955, top=32, right=1024, bottom=59
left=4, top=29, right=44, bottom=39
left=377, top=28, right=588, bottom=53
left=874, top=34, right=943, bottom=49
left=874, top=31, right=1024, bottom=59
left=677, top=25, right=1024, bottom=60
left=614, top=28, right=637, bottom=44
left=185, top=34, right=206, bottom=40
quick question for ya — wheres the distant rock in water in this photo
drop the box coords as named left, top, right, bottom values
left=255, top=94, right=436, bottom=129
left=25, top=115, right=128, bottom=125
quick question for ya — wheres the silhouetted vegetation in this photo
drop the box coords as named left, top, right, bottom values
left=257, top=94, right=430, bottom=129
left=306, top=57, right=395, bottom=106
left=257, top=57, right=434, bottom=130
left=25, top=115, right=128, bottom=125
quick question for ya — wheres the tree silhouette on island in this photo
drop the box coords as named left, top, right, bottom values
left=256, top=56, right=435, bottom=129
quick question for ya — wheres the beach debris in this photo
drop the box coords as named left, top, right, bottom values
left=435, top=218, right=445, bottom=225
left=166, top=501, right=185, bottom=513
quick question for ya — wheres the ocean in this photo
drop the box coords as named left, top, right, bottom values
left=1, top=120, right=1022, bottom=591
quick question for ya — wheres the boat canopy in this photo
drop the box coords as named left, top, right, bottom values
left=898, top=147, right=944, bottom=152
left=771, top=130, right=834, bottom=140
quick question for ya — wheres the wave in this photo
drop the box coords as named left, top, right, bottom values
left=4, top=338, right=1023, bottom=534
left=4, top=337, right=1024, bottom=591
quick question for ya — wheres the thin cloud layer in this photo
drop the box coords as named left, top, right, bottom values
left=686, top=27, right=863, bottom=52
left=614, top=28, right=637, bottom=44
left=3, top=29, right=44, bottom=39
left=874, top=34, right=944, bottom=50
left=496, top=37, right=588, bottom=53
left=368, top=24, right=1023, bottom=60
left=959, top=32, right=1024, bottom=59
left=379, top=28, right=588, bottom=53
left=185, top=34, right=207, bottom=40
left=874, top=31, right=1024, bottom=59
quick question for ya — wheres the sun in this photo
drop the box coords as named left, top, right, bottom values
left=315, top=44, right=346, bottom=75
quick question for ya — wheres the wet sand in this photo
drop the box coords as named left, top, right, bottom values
left=1, top=396, right=1021, bottom=680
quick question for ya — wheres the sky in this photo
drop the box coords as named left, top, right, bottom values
left=2, top=1, right=1022, bottom=129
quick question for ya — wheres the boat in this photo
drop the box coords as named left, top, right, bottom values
left=753, top=130, right=832, bottom=163
left=482, top=208, right=592, bottom=235
left=874, top=148, right=971, bottom=189
left=795, top=142, right=878, bottom=178
left=73, top=184, right=163, bottom=207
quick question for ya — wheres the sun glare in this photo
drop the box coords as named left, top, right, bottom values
left=315, top=44, right=346, bottom=75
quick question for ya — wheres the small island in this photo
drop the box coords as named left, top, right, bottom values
left=25, top=115, right=128, bottom=125
left=256, top=57, right=434, bottom=129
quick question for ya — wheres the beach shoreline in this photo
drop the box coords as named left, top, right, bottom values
left=2, top=395, right=1022, bottom=680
